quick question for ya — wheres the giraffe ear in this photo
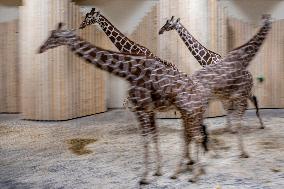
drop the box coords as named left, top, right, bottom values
left=176, top=18, right=181, bottom=23
left=91, top=8, right=96, bottom=13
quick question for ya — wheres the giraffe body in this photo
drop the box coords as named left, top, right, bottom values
left=190, top=15, right=272, bottom=159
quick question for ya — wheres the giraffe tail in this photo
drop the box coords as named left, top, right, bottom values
left=249, top=95, right=265, bottom=129
left=250, top=95, right=259, bottom=115
left=201, top=124, right=208, bottom=152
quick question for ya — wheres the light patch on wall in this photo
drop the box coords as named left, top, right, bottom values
left=80, top=0, right=158, bottom=35
left=220, top=0, right=284, bottom=23
left=0, top=6, right=18, bottom=23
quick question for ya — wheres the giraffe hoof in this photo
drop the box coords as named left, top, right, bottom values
left=259, top=126, right=265, bottom=129
left=240, top=153, right=249, bottom=158
left=153, top=171, right=162, bottom=176
left=188, top=178, right=196, bottom=183
left=139, top=179, right=150, bottom=185
left=170, top=175, right=177, bottom=180
left=187, top=160, right=195, bottom=165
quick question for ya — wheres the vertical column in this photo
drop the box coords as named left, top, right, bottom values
left=20, top=0, right=69, bottom=120
left=0, top=20, right=19, bottom=113
left=20, top=0, right=106, bottom=120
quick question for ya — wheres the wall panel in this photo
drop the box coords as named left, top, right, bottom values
left=20, top=0, right=107, bottom=120
left=130, top=5, right=158, bottom=55
left=0, top=20, right=19, bottom=113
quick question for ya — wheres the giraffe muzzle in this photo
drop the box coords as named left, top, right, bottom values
left=38, top=46, right=45, bottom=54
left=79, top=22, right=86, bottom=29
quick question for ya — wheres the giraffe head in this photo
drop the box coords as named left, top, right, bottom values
left=79, top=8, right=101, bottom=29
left=158, top=16, right=180, bottom=35
left=38, top=23, right=76, bottom=53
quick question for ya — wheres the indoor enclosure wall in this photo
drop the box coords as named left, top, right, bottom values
left=130, top=0, right=284, bottom=117
left=19, top=0, right=107, bottom=120
left=0, top=0, right=283, bottom=120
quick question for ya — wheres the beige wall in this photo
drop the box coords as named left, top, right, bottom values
left=2, top=0, right=283, bottom=110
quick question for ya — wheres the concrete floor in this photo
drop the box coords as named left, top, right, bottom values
left=0, top=109, right=283, bottom=189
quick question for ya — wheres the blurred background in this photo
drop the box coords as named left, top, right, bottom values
left=0, top=0, right=283, bottom=121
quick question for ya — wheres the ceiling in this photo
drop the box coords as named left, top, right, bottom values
left=0, top=0, right=158, bottom=6
left=0, top=0, right=22, bottom=6
left=73, top=0, right=158, bottom=6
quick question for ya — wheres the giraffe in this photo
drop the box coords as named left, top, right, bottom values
left=79, top=8, right=178, bottom=108
left=38, top=15, right=271, bottom=183
left=38, top=23, right=209, bottom=184
left=159, top=16, right=265, bottom=130
left=170, top=14, right=272, bottom=179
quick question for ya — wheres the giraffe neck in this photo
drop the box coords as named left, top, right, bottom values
left=67, top=36, right=152, bottom=81
left=228, top=19, right=272, bottom=68
left=97, top=15, right=153, bottom=56
left=175, top=23, right=222, bottom=67
left=98, top=15, right=179, bottom=71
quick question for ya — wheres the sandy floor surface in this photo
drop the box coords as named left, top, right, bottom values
left=0, top=109, right=283, bottom=189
